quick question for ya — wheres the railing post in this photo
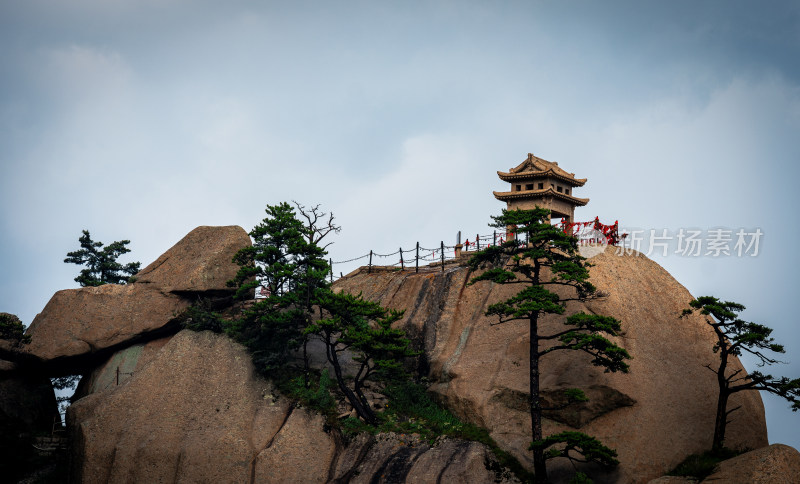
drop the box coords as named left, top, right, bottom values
left=477, top=233, right=480, bottom=250
left=329, top=259, right=333, bottom=283
left=400, top=247, right=404, bottom=271
left=368, top=250, right=373, bottom=274
left=440, top=241, right=445, bottom=272
left=415, top=242, right=419, bottom=273
left=457, top=231, right=461, bottom=245
left=493, top=230, right=496, bottom=246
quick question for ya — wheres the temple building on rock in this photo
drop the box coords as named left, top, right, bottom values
left=493, top=153, right=588, bottom=224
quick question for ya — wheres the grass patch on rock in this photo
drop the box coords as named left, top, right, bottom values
left=666, top=447, right=744, bottom=481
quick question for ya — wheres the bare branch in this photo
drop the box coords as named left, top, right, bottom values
left=724, top=368, right=743, bottom=383
left=292, top=200, right=342, bottom=247
left=725, top=404, right=742, bottom=417
left=489, top=317, right=524, bottom=327
left=539, top=328, right=577, bottom=341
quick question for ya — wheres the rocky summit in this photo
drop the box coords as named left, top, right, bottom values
left=133, top=225, right=251, bottom=296
left=22, top=225, right=249, bottom=366
left=333, top=247, right=768, bottom=483
left=2, top=226, right=796, bottom=483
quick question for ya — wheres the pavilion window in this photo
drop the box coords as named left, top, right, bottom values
left=557, top=186, right=563, bottom=193
left=526, top=184, right=533, bottom=190
left=538, top=183, right=544, bottom=189
left=516, top=184, right=521, bottom=191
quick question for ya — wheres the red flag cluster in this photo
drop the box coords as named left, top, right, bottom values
left=560, top=217, right=626, bottom=246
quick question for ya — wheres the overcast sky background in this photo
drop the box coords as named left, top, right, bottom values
left=1, top=1, right=798, bottom=449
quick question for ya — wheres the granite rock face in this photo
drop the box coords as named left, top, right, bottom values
left=24, top=284, right=189, bottom=362
left=330, top=433, right=515, bottom=483
left=24, top=225, right=249, bottom=363
left=331, top=247, right=768, bottom=483
left=73, top=336, right=172, bottom=398
left=134, top=225, right=251, bottom=295
left=646, top=444, right=800, bottom=483
left=68, top=330, right=516, bottom=484
left=20, top=226, right=780, bottom=483
left=703, top=444, right=800, bottom=483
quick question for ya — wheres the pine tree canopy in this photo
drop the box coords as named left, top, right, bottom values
left=682, top=295, right=800, bottom=452
left=64, top=229, right=141, bottom=287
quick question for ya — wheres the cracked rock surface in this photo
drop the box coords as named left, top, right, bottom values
left=332, top=247, right=769, bottom=483
left=68, top=330, right=514, bottom=484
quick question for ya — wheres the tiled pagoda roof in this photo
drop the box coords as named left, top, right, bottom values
left=497, top=153, right=587, bottom=187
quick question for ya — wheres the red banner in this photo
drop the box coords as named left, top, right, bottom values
left=559, top=217, right=626, bottom=246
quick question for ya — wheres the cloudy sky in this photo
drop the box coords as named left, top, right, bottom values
left=2, top=1, right=799, bottom=448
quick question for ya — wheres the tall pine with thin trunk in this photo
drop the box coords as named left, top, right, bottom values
left=469, top=207, right=630, bottom=483
left=682, top=296, right=800, bottom=453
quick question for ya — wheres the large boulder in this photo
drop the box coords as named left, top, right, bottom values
left=332, top=247, right=768, bottom=483
left=134, top=225, right=250, bottom=295
left=68, top=330, right=516, bottom=483
left=24, top=225, right=250, bottom=363
left=25, top=284, right=189, bottom=362
left=703, top=444, right=800, bottom=483
left=68, top=330, right=329, bottom=483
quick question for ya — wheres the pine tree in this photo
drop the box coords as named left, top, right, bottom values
left=227, top=202, right=418, bottom=424
left=227, top=202, right=317, bottom=374
left=64, top=230, right=140, bottom=286
left=468, top=207, right=630, bottom=483
left=0, top=312, right=29, bottom=345
left=292, top=201, right=341, bottom=384
left=682, top=296, right=800, bottom=453
left=308, top=291, right=417, bottom=424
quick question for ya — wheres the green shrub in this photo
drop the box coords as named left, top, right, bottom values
left=667, top=447, right=743, bottom=480
left=341, top=416, right=376, bottom=438
left=0, top=312, right=29, bottom=344
left=279, top=369, right=337, bottom=416
left=379, top=381, right=533, bottom=482
left=178, top=303, right=227, bottom=333
left=569, top=471, right=593, bottom=483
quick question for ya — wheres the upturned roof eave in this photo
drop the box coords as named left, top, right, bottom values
left=492, top=189, right=590, bottom=206
left=496, top=170, right=587, bottom=187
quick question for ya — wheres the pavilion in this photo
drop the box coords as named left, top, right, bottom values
left=493, top=153, right=589, bottom=224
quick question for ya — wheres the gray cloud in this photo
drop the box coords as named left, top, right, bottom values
left=2, top=0, right=799, bottom=449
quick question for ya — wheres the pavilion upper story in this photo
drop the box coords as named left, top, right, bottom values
left=493, top=153, right=589, bottom=224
